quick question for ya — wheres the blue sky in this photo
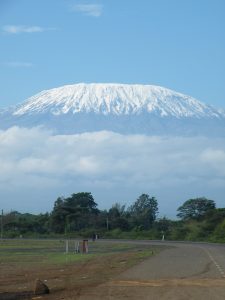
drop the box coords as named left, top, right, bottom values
left=1, top=0, right=225, bottom=108
left=0, top=1, right=225, bottom=216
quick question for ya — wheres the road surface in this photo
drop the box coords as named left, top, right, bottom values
left=79, top=240, right=225, bottom=300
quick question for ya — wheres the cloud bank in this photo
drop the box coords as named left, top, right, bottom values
left=3, top=61, right=33, bottom=68
left=0, top=127, right=224, bottom=215
left=72, top=4, right=103, bottom=17
left=2, top=25, right=55, bottom=34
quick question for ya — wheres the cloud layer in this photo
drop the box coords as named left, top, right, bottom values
left=2, top=25, right=55, bottom=34
left=72, top=4, right=103, bottom=17
left=0, top=127, right=224, bottom=215
left=3, top=61, right=33, bottom=68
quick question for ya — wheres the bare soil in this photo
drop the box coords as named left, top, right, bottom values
left=0, top=242, right=160, bottom=300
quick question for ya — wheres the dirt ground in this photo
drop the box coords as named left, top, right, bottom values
left=2, top=240, right=225, bottom=300
left=0, top=240, right=162, bottom=300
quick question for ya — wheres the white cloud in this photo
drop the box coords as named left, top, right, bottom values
left=2, top=25, right=55, bottom=34
left=200, top=148, right=225, bottom=176
left=3, top=61, right=33, bottom=68
left=0, top=127, right=224, bottom=214
left=72, top=4, right=103, bottom=17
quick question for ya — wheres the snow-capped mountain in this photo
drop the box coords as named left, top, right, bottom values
left=9, top=83, right=224, bottom=118
left=1, top=83, right=225, bottom=136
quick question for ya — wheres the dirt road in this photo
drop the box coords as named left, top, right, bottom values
left=79, top=240, right=225, bottom=300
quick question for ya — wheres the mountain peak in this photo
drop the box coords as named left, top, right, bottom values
left=1, top=83, right=225, bottom=136
left=11, top=83, right=222, bottom=119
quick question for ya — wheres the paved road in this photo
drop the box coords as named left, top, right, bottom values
left=79, top=240, right=225, bottom=300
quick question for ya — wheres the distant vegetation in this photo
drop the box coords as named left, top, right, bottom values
left=1, top=193, right=225, bottom=242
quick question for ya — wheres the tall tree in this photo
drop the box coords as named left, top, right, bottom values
left=108, top=203, right=129, bottom=230
left=51, top=193, right=98, bottom=233
left=64, top=192, right=98, bottom=231
left=177, top=197, right=216, bottom=220
left=50, top=197, right=67, bottom=233
left=129, top=194, right=158, bottom=229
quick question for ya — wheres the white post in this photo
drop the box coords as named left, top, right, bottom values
left=162, top=234, right=165, bottom=241
left=106, top=217, right=109, bottom=230
left=75, top=241, right=80, bottom=253
left=65, top=240, right=69, bottom=253
left=1, top=210, right=3, bottom=239
left=86, top=241, right=88, bottom=254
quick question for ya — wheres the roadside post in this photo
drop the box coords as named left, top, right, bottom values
left=82, top=239, right=88, bottom=254
left=65, top=240, right=69, bottom=253
left=75, top=241, right=80, bottom=253
left=1, top=210, right=3, bottom=239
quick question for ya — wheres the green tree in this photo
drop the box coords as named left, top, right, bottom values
left=34, top=213, right=50, bottom=234
left=51, top=193, right=98, bottom=233
left=3, top=211, right=50, bottom=236
left=50, top=197, right=68, bottom=233
left=108, top=203, right=130, bottom=230
left=129, top=194, right=158, bottom=229
left=63, top=192, right=98, bottom=231
left=154, top=217, right=172, bottom=234
left=177, top=197, right=216, bottom=220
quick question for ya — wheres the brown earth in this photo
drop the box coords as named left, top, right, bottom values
left=0, top=248, right=156, bottom=300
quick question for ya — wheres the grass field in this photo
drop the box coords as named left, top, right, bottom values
left=0, top=239, right=165, bottom=299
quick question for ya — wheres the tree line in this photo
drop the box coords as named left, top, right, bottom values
left=1, top=193, right=225, bottom=242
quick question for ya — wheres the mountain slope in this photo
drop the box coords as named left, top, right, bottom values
left=0, top=83, right=225, bottom=136
left=10, top=83, right=223, bottom=118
